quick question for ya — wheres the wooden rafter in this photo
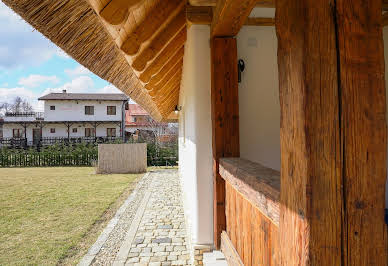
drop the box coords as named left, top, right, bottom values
left=146, top=49, right=185, bottom=88
left=145, top=59, right=183, bottom=91
left=149, top=70, right=182, bottom=97
left=120, top=0, right=184, bottom=55
left=155, top=84, right=181, bottom=103
left=139, top=28, right=187, bottom=83
left=132, top=9, right=186, bottom=72
left=187, top=5, right=274, bottom=26
left=189, top=0, right=275, bottom=7
left=99, top=0, right=144, bottom=25
left=383, top=12, right=388, bottom=26
left=212, top=0, right=261, bottom=36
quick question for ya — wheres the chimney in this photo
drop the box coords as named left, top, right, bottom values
left=62, top=90, right=67, bottom=93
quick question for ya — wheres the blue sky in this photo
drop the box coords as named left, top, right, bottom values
left=0, top=2, right=124, bottom=111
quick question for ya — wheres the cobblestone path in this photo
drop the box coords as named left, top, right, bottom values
left=82, top=170, right=190, bottom=266
left=125, top=170, right=189, bottom=266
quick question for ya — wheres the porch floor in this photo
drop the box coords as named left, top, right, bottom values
left=79, top=170, right=191, bottom=266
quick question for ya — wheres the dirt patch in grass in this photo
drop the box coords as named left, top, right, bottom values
left=0, top=167, right=142, bottom=265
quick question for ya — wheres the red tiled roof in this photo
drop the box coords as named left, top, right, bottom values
left=127, top=104, right=149, bottom=116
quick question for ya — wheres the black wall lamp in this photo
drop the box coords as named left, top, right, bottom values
left=238, top=59, right=245, bottom=83
left=174, top=105, right=182, bottom=114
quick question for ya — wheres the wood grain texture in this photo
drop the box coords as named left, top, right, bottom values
left=186, top=5, right=213, bottom=25
left=219, top=157, right=280, bottom=226
left=336, top=0, right=387, bottom=264
left=276, top=0, right=342, bottom=264
left=120, top=0, right=184, bottom=55
left=224, top=181, right=279, bottom=265
left=211, top=38, right=239, bottom=249
left=99, top=0, right=144, bottom=25
left=139, top=27, right=186, bottom=83
left=221, top=231, right=244, bottom=266
left=132, top=8, right=186, bottom=71
left=211, top=0, right=257, bottom=36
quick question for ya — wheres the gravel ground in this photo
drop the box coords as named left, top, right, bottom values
left=91, top=172, right=154, bottom=266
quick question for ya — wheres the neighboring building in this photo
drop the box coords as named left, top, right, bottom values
left=125, top=104, right=177, bottom=143
left=2, top=91, right=128, bottom=145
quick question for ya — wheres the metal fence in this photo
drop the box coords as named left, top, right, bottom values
left=0, top=152, right=97, bottom=167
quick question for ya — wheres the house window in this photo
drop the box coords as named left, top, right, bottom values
left=85, top=106, right=94, bottom=115
left=13, top=129, right=22, bottom=138
left=50, top=105, right=55, bottom=110
left=72, top=128, right=77, bottom=133
left=50, top=128, right=55, bottom=133
left=107, top=106, right=116, bottom=115
left=132, top=117, right=137, bottom=122
left=85, top=128, right=95, bottom=137
left=107, top=128, right=116, bottom=137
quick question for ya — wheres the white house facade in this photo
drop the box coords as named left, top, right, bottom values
left=2, top=91, right=128, bottom=145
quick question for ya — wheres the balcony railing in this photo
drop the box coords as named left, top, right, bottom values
left=5, top=112, right=44, bottom=120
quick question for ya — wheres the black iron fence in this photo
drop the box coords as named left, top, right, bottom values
left=0, top=152, right=96, bottom=167
left=0, top=137, right=123, bottom=148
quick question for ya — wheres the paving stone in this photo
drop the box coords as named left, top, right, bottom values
left=152, top=237, right=172, bottom=244
left=158, top=224, right=173, bottom=229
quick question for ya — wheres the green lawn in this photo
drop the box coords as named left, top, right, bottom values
left=0, top=167, right=140, bottom=265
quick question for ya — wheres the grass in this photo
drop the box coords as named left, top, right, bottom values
left=0, top=167, right=140, bottom=265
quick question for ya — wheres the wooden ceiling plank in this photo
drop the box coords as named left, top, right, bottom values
left=139, top=28, right=187, bottom=83
left=99, top=0, right=144, bottom=25
left=145, top=59, right=183, bottom=90
left=189, top=0, right=275, bottom=7
left=156, top=84, right=180, bottom=104
left=132, top=9, right=186, bottom=72
left=212, top=0, right=258, bottom=36
left=120, top=0, right=184, bottom=55
left=146, top=48, right=185, bottom=86
left=150, top=70, right=182, bottom=97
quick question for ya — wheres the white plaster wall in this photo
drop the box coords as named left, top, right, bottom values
left=179, top=25, right=213, bottom=246
left=43, top=100, right=123, bottom=121
left=237, top=8, right=280, bottom=171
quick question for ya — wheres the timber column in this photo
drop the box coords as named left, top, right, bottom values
left=276, top=0, right=387, bottom=265
left=211, top=37, right=240, bottom=249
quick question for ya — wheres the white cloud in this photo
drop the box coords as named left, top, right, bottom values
left=0, top=2, right=58, bottom=69
left=64, top=65, right=91, bottom=77
left=97, top=85, right=123, bottom=94
left=18, top=74, right=59, bottom=88
left=41, top=76, right=94, bottom=95
left=0, top=87, right=41, bottom=111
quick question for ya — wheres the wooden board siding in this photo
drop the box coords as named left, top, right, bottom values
left=225, top=181, right=279, bottom=265
left=276, top=0, right=387, bottom=264
left=220, top=158, right=280, bottom=265
left=211, top=38, right=239, bottom=249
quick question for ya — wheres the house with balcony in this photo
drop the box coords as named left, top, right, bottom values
left=2, top=91, right=128, bottom=146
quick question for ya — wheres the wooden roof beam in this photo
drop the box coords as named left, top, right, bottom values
left=121, top=0, right=184, bottom=55
left=139, top=28, right=187, bottom=83
left=189, top=0, right=275, bottom=7
left=187, top=6, right=274, bottom=26
left=99, top=0, right=144, bottom=25
left=212, top=0, right=261, bottom=36
left=132, top=9, right=186, bottom=72
left=146, top=48, right=185, bottom=88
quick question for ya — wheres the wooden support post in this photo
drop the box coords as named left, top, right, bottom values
left=276, top=0, right=387, bottom=264
left=211, top=38, right=240, bottom=249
